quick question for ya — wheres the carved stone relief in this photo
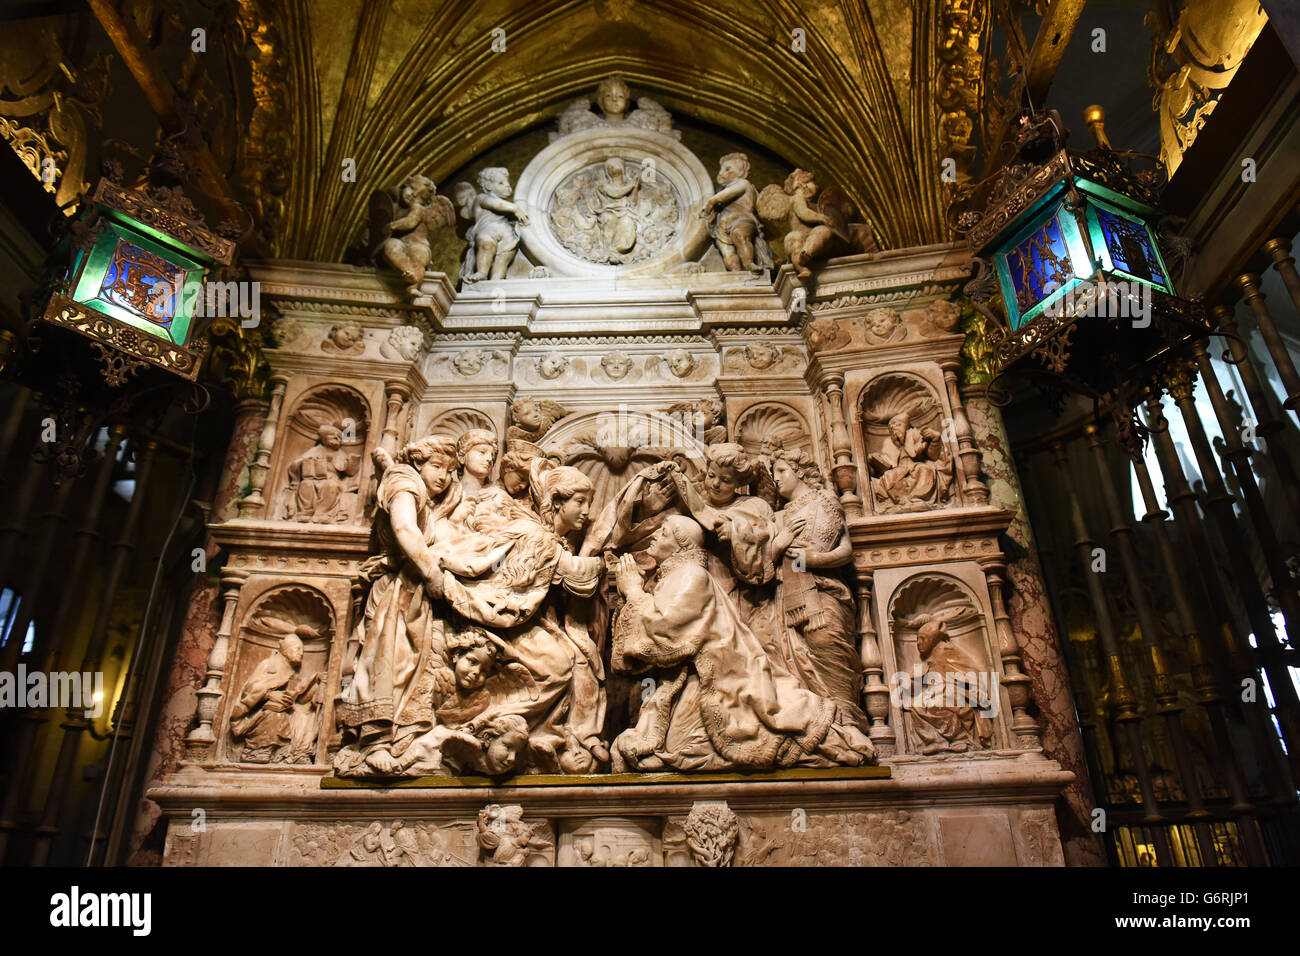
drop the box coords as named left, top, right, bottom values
left=721, top=342, right=803, bottom=374
left=549, top=158, right=680, bottom=265
left=276, top=385, right=370, bottom=524
left=859, top=374, right=955, bottom=514
left=225, top=586, right=331, bottom=764
left=735, top=810, right=939, bottom=866
left=558, top=817, right=660, bottom=867
left=292, top=820, right=478, bottom=866
left=477, top=805, right=554, bottom=866
left=888, top=574, right=997, bottom=755
left=506, top=396, right=570, bottom=444
left=380, top=324, right=426, bottom=361
left=735, top=402, right=811, bottom=457
left=683, top=802, right=739, bottom=867
left=321, top=321, right=366, bottom=355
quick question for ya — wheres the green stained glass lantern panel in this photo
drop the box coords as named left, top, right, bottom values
left=1084, top=197, right=1173, bottom=294
left=68, top=220, right=205, bottom=348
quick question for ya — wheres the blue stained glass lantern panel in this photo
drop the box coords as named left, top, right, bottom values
left=994, top=201, right=1093, bottom=331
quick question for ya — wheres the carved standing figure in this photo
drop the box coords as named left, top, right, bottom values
left=610, top=516, right=874, bottom=771
left=374, top=174, right=455, bottom=296
left=769, top=449, right=868, bottom=731
left=284, top=424, right=361, bottom=523
left=457, top=167, right=530, bottom=282
left=700, top=152, right=773, bottom=274
left=335, top=437, right=462, bottom=775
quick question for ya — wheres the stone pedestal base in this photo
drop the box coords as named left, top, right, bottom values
left=150, top=752, right=1071, bottom=866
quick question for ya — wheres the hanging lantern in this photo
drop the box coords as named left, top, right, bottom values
left=957, top=106, right=1213, bottom=397
left=39, top=177, right=235, bottom=383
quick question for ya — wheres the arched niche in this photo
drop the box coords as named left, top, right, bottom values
left=540, top=407, right=709, bottom=518
left=735, top=402, right=812, bottom=458
left=886, top=572, right=999, bottom=756
left=427, top=408, right=498, bottom=445
left=858, top=372, right=956, bottom=515
left=222, top=585, right=334, bottom=766
left=272, top=383, right=372, bottom=525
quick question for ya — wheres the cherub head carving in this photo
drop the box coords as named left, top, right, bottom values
left=716, top=152, right=750, bottom=185
left=597, top=75, right=631, bottom=119
left=601, top=350, right=632, bottom=380
left=537, top=352, right=569, bottom=380
left=399, top=174, right=437, bottom=207
left=664, top=349, right=696, bottom=378
left=745, top=342, right=777, bottom=369
left=478, top=166, right=513, bottom=197
left=453, top=349, right=486, bottom=375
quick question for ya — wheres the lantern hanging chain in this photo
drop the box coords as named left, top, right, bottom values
left=85, top=383, right=207, bottom=866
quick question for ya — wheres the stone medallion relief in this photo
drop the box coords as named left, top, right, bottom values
left=549, top=158, right=680, bottom=265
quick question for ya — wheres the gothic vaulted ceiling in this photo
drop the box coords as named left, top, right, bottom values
left=241, top=0, right=973, bottom=260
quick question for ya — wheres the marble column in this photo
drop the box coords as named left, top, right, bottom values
left=964, top=386, right=1106, bottom=866
left=236, top=377, right=285, bottom=517
left=819, top=372, right=863, bottom=517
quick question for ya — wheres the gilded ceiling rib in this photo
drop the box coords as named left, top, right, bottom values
left=249, top=1, right=965, bottom=260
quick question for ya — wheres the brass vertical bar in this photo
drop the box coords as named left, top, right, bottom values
left=1052, top=441, right=1174, bottom=867
left=1131, top=454, right=1269, bottom=865
left=1235, top=272, right=1300, bottom=415
left=1084, top=423, right=1219, bottom=864
left=31, top=439, right=157, bottom=866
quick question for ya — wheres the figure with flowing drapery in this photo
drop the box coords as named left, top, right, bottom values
left=335, top=437, right=463, bottom=775
left=768, top=449, right=868, bottom=732
left=609, top=515, right=874, bottom=772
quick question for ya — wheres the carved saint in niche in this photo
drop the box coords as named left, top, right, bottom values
left=896, top=609, right=994, bottom=754
left=768, top=449, right=869, bottom=732
left=868, top=411, right=954, bottom=513
left=700, top=152, right=773, bottom=274
left=284, top=423, right=361, bottom=523
left=229, top=626, right=323, bottom=764
left=609, top=516, right=874, bottom=771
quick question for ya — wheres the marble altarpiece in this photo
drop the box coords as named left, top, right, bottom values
left=148, top=81, right=1073, bottom=868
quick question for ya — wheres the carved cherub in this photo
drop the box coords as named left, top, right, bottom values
left=454, top=167, right=530, bottom=282
left=700, top=152, right=774, bottom=274
left=371, top=174, right=455, bottom=296
left=757, top=169, right=877, bottom=278
left=477, top=805, right=552, bottom=867
left=667, top=398, right=727, bottom=445
left=396, top=627, right=536, bottom=776
left=321, top=322, right=365, bottom=355
left=506, top=397, right=569, bottom=444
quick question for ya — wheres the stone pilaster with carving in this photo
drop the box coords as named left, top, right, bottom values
left=237, top=375, right=288, bottom=517
left=856, top=573, right=894, bottom=754
left=941, top=361, right=988, bottom=504
left=186, top=569, right=249, bottom=759
left=819, top=372, right=863, bottom=517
